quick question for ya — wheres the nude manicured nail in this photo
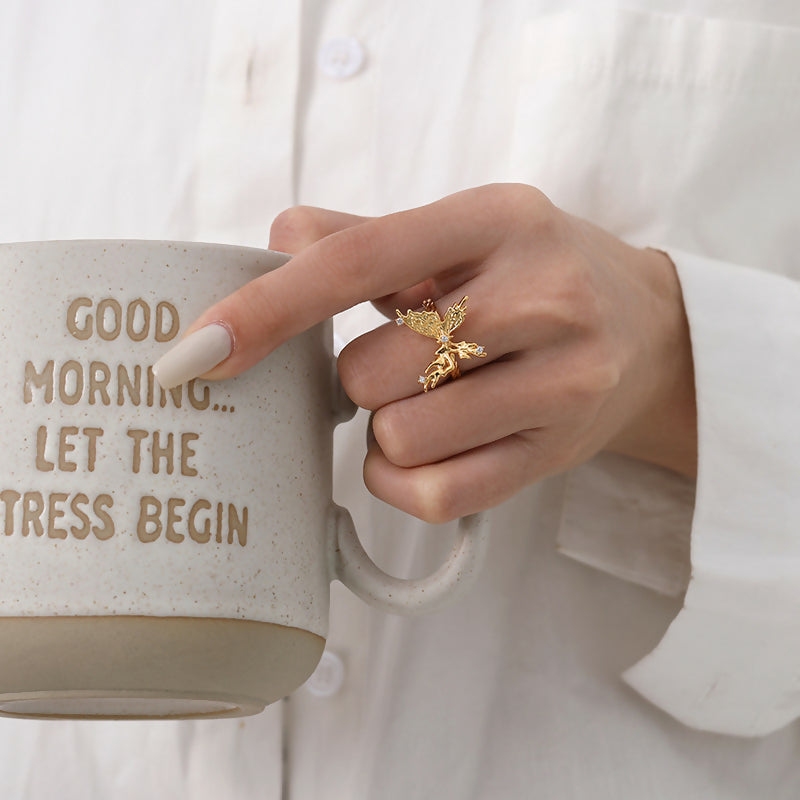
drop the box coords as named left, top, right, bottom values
left=153, top=323, right=232, bottom=389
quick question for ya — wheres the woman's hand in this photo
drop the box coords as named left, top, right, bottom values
left=154, top=184, right=696, bottom=522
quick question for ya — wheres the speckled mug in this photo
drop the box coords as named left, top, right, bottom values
left=0, top=240, right=489, bottom=720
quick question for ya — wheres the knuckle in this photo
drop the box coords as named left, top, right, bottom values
left=336, top=341, right=381, bottom=410
left=529, top=196, right=562, bottom=237
left=515, top=282, right=594, bottom=340
left=544, top=255, right=602, bottom=333
left=580, top=333, right=623, bottom=393
left=514, top=185, right=559, bottom=233
left=414, top=473, right=460, bottom=524
left=269, top=206, right=324, bottom=253
left=371, top=407, right=416, bottom=467
left=476, top=183, right=553, bottom=229
left=584, top=351, right=622, bottom=396
left=560, top=342, right=622, bottom=417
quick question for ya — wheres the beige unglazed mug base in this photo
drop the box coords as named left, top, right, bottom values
left=0, top=616, right=324, bottom=720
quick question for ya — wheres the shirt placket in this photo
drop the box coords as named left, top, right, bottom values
left=187, top=5, right=302, bottom=799
left=194, top=0, right=303, bottom=246
left=295, top=0, right=382, bottom=215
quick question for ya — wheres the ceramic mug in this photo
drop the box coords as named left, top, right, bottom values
left=0, top=240, right=489, bottom=720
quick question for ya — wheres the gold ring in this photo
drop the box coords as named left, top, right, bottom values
left=395, top=296, right=487, bottom=391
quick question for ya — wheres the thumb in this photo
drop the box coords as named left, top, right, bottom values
left=268, top=206, right=370, bottom=254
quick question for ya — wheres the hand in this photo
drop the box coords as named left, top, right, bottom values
left=154, top=184, right=696, bottom=522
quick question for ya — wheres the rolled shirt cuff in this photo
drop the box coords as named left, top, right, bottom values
left=621, top=249, right=800, bottom=736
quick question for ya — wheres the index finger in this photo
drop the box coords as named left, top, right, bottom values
left=153, top=186, right=507, bottom=388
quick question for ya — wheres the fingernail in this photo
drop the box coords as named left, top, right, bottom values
left=153, top=323, right=233, bottom=389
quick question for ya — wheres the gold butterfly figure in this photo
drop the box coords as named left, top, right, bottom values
left=395, top=296, right=487, bottom=391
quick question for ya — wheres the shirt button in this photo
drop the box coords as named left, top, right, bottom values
left=304, top=650, right=345, bottom=698
left=318, top=37, right=366, bottom=79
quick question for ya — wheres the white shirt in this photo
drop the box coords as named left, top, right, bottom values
left=2, top=1, right=800, bottom=798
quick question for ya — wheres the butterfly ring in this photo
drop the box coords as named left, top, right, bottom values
left=395, top=296, right=487, bottom=392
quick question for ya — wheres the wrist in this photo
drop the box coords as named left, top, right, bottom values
left=608, top=247, right=698, bottom=478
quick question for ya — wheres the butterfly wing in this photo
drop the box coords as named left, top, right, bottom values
left=396, top=309, right=443, bottom=339
left=442, top=296, right=469, bottom=335
left=452, top=340, right=487, bottom=359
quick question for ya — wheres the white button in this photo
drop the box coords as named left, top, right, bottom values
left=304, top=651, right=345, bottom=697
left=318, top=37, right=365, bottom=79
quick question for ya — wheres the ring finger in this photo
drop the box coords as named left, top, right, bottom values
left=371, top=351, right=573, bottom=468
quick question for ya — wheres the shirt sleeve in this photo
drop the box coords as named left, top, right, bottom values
left=556, top=248, right=800, bottom=735
left=617, top=248, right=800, bottom=737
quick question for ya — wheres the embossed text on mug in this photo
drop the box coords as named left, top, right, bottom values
left=6, top=295, right=248, bottom=546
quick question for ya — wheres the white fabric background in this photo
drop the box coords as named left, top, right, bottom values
left=1, top=1, right=800, bottom=797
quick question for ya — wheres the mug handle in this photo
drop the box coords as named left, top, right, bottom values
left=330, top=506, right=490, bottom=616
left=328, top=360, right=490, bottom=616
